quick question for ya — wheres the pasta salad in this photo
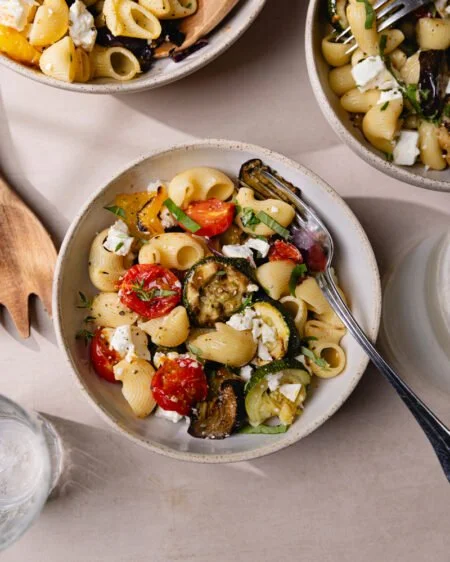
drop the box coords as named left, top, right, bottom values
left=322, top=0, right=450, bottom=170
left=77, top=160, right=348, bottom=439
left=0, top=0, right=203, bottom=83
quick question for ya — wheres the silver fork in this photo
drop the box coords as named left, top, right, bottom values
left=338, top=0, right=430, bottom=53
left=243, top=164, right=450, bottom=482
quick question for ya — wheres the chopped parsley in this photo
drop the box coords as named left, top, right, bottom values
left=238, top=293, right=254, bottom=312
left=104, top=205, right=126, bottom=219
left=403, top=84, right=422, bottom=115
left=301, top=346, right=330, bottom=369
left=356, top=0, right=375, bottom=29
left=77, top=291, right=92, bottom=309
left=288, top=263, right=308, bottom=296
left=115, top=241, right=124, bottom=252
left=380, top=101, right=389, bottom=111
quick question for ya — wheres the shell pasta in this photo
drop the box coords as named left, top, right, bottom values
left=77, top=159, right=350, bottom=440
left=322, top=0, right=450, bottom=171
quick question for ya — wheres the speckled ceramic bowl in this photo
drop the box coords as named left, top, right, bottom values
left=53, top=139, right=381, bottom=463
left=0, top=0, right=265, bottom=94
left=305, top=0, right=450, bottom=192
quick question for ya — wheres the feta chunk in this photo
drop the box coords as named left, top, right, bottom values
left=279, top=383, right=301, bottom=403
left=160, top=206, right=177, bottom=229
left=266, top=372, right=283, bottom=391
left=147, top=179, right=165, bottom=192
left=0, top=0, right=34, bottom=31
left=239, top=365, right=253, bottom=382
left=257, top=342, right=272, bottom=362
left=153, top=351, right=190, bottom=369
left=352, top=56, right=398, bottom=92
left=251, top=318, right=276, bottom=346
left=69, top=0, right=97, bottom=52
left=222, top=244, right=255, bottom=266
left=393, top=131, right=420, bottom=166
left=110, top=326, right=150, bottom=363
left=103, top=220, right=134, bottom=256
left=226, top=307, right=256, bottom=331
left=377, top=89, right=403, bottom=104
left=446, top=78, right=450, bottom=94
left=244, top=237, right=270, bottom=258
left=246, top=283, right=259, bottom=292
left=155, top=407, right=183, bottom=423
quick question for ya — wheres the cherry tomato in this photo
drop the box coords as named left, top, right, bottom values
left=268, top=240, right=303, bottom=263
left=90, top=328, right=120, bottom=383
left=182, top=199, right=235, bottom=237
left=307, top=243, right=327, bottom=272
left=151, top=358, right=208, bottom=415
left=119, top=264, right=181, bottom=319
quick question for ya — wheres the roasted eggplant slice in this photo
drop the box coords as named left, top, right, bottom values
left=188, top=370, right=246, bottom=439
left=328, top=0, right=349, bottom=32
left=418, top=50, right=447, bottom=119
left=239, top=159, right=298, bottom=196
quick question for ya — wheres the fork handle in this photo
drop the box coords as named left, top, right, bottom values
left=317, top=271, right=450, bottom=482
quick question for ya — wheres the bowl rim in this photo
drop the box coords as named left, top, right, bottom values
left=53, top=138, right=382, bottom=463
left=304, top=0, right=450, bottom=193
left=0, top=0, right=266, bottom=94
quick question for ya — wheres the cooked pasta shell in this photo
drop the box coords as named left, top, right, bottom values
left=114, top=359, right=156, bottom=418
left=168, top=167, right=235, bottom=208
left=39, top=36, right=76, bottom=82
left=90, top=45, right=141, bottom=81
left=362, top=97, right=403, bottom=142
left=73, top=47, right=92, bottom=82
left=159, top=0, right=197, bottom=19
left=91, top=292, right=138, bottom=328
left=138, top=0, right=171, bottom=17
left=29, top=0, right=69, bottom=47
left=139, top=306, right=189, bottom=347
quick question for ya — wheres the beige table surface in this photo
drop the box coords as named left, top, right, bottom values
left=1, top=2, right=450, bottom=561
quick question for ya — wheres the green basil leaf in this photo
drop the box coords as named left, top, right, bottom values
left=163, top=198, right=201, bottom=233
left=288, top=263, right=308, bottom=296
left=104, top=205, right=126, bottom=219
left=256, top=211, right=290, bottom=239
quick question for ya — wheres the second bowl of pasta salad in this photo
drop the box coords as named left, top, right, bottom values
left=54, top=140, right=381, bottom=462
left=306, top=0, right=450, bottom=191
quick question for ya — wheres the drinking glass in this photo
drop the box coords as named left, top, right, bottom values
left=0, top=395, right=63, bottom=551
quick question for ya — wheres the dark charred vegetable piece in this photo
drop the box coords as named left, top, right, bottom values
left=171, top=39, right=208, bottom=62
left=188, top=370, right=246, bottom=439
left=159, top=20, right=186, bottom=47
left=418, top=50, right=447, bottom=119
left=239, top=159, right=298, bottom=196
left=328, top=0, right=349, bottom=32
left=96, top=27, right=154, bottom=72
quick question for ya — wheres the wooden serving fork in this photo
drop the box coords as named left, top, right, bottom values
left=0, top=174, right=56, bottom=338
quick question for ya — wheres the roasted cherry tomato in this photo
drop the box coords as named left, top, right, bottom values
left=268, top=240, right=303, bottom=263
left=119, top=264, right=181, bottom=319
left=182, top=199, right=235, bottom=237
left=90, top=328, right=120, bottom=383
left=151, top=357, right=208, bottom=416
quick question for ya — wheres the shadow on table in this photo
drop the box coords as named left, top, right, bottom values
left=117, top=0, right=339, bottom=156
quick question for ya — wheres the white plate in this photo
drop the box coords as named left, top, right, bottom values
left=0, top=0, right=266, bottom=94
left=53, top=139, right=381, bottom=463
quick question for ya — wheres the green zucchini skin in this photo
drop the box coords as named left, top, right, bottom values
left=328, top=0, right=349, bottom=32
left=245, top=359, right=310, bottom=394
left=183, top=256, right=257, bottom=327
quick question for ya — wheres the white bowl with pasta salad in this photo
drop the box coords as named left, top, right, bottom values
left=53, top=139, right=381, bottom=462
left=0, top=0, right=266, bottom=93
left=306, top=0, right=450, bottom=191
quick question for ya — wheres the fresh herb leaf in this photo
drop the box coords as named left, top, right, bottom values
left=187, top=344, right=203, bottom=358
left=256, top=211, right=290, bottom=239
left=238, top=293, right=254, bottom=312
left=83, top=316, right=96, bottom=323
left=383, top=151, right=394, bottom=162
left=76, top=329, right=94, bottom=344
left=380, top=101, right=389, bottom=111
left=163, top=198, right=201, bottom=233
left=104, top=205, right=126, bottom=219
left=403, top=84, right=422, bottom=115
left=77, top=291, right=92, bottom=309
left=131, top=280, right=177, bottom=302
left=239, top=424, right=289, bottom=435
left=356, top=0, right=375, bottom=29
left=115, top=241, right=124, bottom=252
left=301, top=336, right=318, bottom=343
left=301, top=346, right=330, bottom=369
left=288, top=264, right=308, bottom=296
left=379, top=34, right=387, bottom=58
left=255, top=235, right=267, bottom=241
left=232, top=199, right=242, bottom=215
left=215, top=270, right=227, bottom=277
left=241, top=207, right=261, bottom=230
left=419, top=88, right=430, bottom=101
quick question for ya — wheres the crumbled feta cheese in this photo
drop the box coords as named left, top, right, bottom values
left=239, top=365, right=253, bottom=381
left=257, top=342, right=272, bottom=362
left=103, top=220, right=134, bottom=256
left=352, top=56, right=398, bottom=92
left=222, top=244, right=255, bottom=266
left=110, top=326, right=150, bottom=362
left=393, top=131, right=420, bottom=166
left=270, top=206, right=279, bottom=213
left=377, top=89, right=403, bottom=104
left=251, top=318, right=276, bottom=346
left=160, top=206, right=177, bottom=229
left=279, top=383, right=301, bottom=403
left=446, top=78, right=450, bottom=94
left=246, top=284, right=259, bottom=292
left=0, top=0, right=34, bottom=31
left=147, top=179, right=165, bottom=192
left=226, top=307, right=256, bottom=331
left=155, top=407, right=183, bottom=423
left=69, top=0, right=97, bottom=52
left=266, top=372, right=283, bottom=391
left=244, top=237, right=270, bottom=258
left=153, top=351, right=190, bottom=369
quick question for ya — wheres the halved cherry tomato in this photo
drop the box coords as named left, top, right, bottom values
left=182, top=199, right=235, bottom=237
left=119, top=264, right=181, bottom=319
left=90, top=328, right=120, bottom=383
left=151, top=357, right=208, bottom=416
left=268, top=240, right=303, bottom=263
